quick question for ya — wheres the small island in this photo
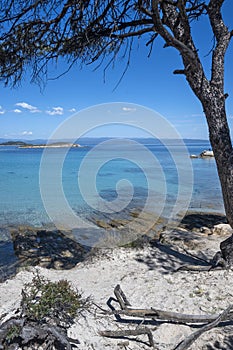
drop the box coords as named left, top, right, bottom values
left=0, top=141, right=83, bottom=148
left=18, top=142, right=83, bottom=149
left=0, top=141, right=31, bottom=147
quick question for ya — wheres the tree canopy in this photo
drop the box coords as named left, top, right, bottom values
left=0, top=1, right=232, bottom=87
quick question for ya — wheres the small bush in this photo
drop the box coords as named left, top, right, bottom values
left=0, top=272, right=90, bottom=349
left=21, top=272, right=90, bottom=326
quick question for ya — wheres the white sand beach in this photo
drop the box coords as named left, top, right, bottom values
left=1, top=225, right=233, bottom=350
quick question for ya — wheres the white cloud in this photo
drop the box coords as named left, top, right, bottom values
left=4, top=131, right=33, bottom=137
left=0, top=106, right=5, bottom=114
left=46, top=107, right=64, bottom=116
left=22, top=131, right=33, bottom=136
left=69, top=108, right=76, bottom=113
left=13, top=109, right=22, bottom=113
left=15, top=102, right=40, bottom=113
left=122, top=107, right=136, bottom=112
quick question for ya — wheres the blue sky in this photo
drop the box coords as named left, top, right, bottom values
left=0, top=2, right=233, bottom=141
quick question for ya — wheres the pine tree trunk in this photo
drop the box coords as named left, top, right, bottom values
left=203, top=96, right=233, bottom=265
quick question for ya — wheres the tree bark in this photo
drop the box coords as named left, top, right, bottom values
left=185, top=76, right=233, bottom=265
left=203, top=98, right=233, bottom=265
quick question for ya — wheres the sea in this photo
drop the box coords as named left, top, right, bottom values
left=0, top=138, right=224, bottom=232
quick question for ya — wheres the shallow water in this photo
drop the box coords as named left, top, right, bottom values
left=0, top=139, right=224, bottom=231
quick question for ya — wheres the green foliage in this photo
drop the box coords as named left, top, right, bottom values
left=5, top=324, right=21, bottom=344
left=21, top=272, right=90, bottom=326
left=0, top=273, right=90, bottom=349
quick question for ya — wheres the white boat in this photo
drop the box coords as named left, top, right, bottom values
left=200, top=150, right=214, bottom=157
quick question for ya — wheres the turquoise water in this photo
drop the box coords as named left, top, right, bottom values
left=0, top=139, right=224, bottom=229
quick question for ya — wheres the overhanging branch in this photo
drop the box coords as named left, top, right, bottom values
left=150, top=0, right=197, bottom=62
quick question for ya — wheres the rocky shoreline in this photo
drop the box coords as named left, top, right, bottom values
left=0, top=226, right=88, bottom=282
left=0, top=210, right=230, bottom=283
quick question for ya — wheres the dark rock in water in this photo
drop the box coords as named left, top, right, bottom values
left=9, top=227, right=87, bottom=271
left=180, top=212, right=227, bottom=232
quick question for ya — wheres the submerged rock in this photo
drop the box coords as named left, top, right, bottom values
left=10, top=227, right=87, bottom=270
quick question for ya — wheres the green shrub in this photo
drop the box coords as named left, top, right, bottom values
left=21, top=272, right=90, bottom=326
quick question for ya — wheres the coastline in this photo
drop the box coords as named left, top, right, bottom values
left=0, top=210, right=227, bottom=280
left=0, top=213, right=233, bottom=349
left=0, top=141, right=84, bottom=148
left=18, top=142, right=83, bottom=149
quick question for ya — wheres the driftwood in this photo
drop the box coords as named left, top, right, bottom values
left=99, top=285, right=233, bottom=350
left=174, top=305, right=233, bottom=350
left=110, top=285, right=232, bottom=324
left=104, top=307, right=223, bottom=323
left=114, top=284, right=131, bottom=309
left=100, top=327, right=154, bottom=347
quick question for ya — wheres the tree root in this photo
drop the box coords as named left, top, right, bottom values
left=175, top=249, right=229, bottom=272
left=175, top=265, right=221, bottom=272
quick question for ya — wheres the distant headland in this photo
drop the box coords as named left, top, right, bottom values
left=0, top=141, right=83, bottom=148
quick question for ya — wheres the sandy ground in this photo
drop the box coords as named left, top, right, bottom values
left=1, top=230, right=233, bottom=350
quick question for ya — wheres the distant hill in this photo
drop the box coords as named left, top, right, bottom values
left=0, top=138, right=47, bottom=145
left=0, top=140, right=31, bottom=146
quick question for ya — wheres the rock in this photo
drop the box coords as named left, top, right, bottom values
left=39, top=257, right=53, bottom=268
left=53, top=260, right=65, bottom=269
left=212, top=223, right=233, bottom=236
left=10, top=227, right=87, bottom=270
left=129, top=209, right=140, bottom=218
left=40, top=257, right=52, bottom=262
left=200, top=226, right=213, bottom=235
left=109, top=219, right=129, bottom=228
left=93, top=219, right=112, bottom=229
left=61, top=250, right=74, bottom=258
left=159, top=228, right=204, bottom=250
left=180, top=212, right=227, bottom=232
